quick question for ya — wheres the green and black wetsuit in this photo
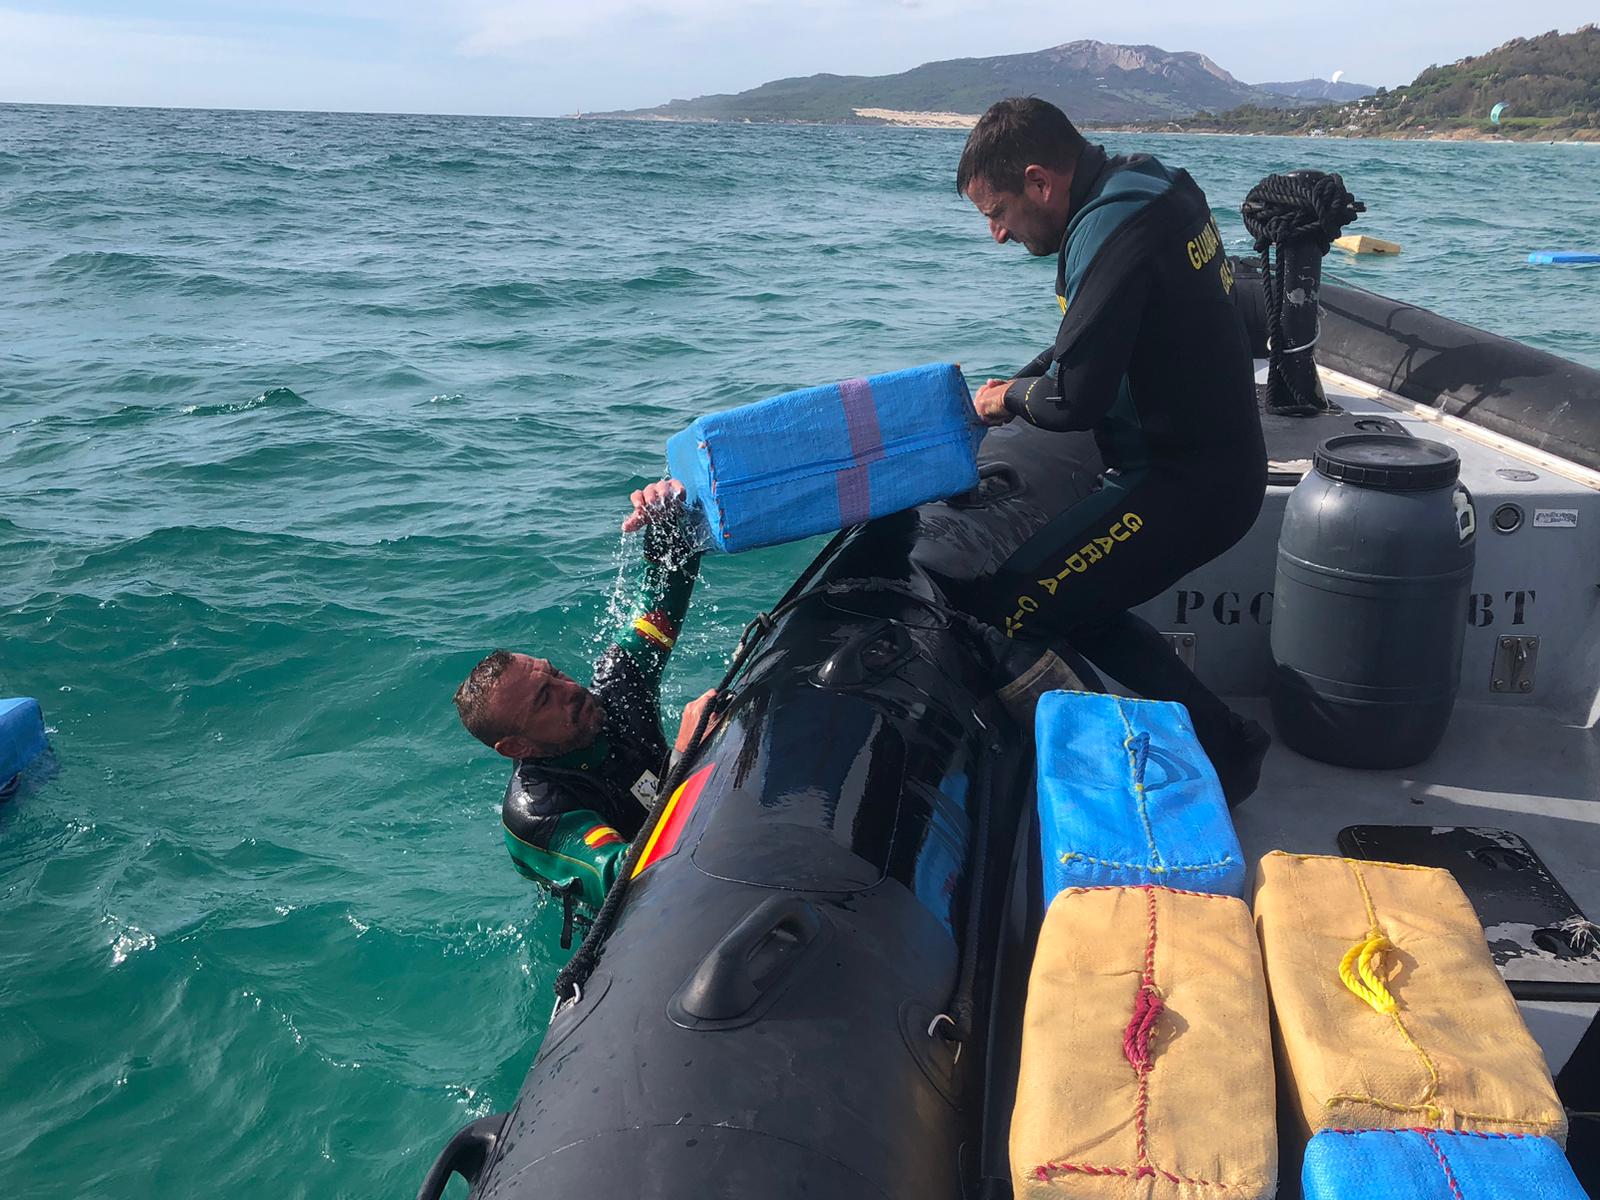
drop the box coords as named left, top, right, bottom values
left=982, top=144, right=1266, bottom=765
left=501, top=516, right=700, bottom=911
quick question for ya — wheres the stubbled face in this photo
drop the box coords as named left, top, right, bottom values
left=487, top=654, right=605, bottom=759
left=965, top=173, right=1064, bottom=258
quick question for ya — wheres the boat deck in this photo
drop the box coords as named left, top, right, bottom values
left=1140, top=364, right=1600, bottom=1073
left=1233, top=694, right=1600, bottom=1066
left=1101, top=364, right=1600, bottom=1195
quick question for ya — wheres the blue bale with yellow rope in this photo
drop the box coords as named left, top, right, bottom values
left=1035, top=690, right=1246, bottom=900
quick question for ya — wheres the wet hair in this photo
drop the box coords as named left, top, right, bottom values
left=955, top=97, right=1086, bottom=198
left=454, top=649, right=518, bottom=747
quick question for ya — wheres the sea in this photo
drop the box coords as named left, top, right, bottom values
left=1, top=102, right=1596, bottom=1198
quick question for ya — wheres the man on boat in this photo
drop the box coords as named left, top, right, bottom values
left=453, top=479, right=715, bottom=926
left=956, top=97, right=1270, bottom=803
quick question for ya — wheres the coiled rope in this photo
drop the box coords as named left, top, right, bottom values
left=1339, top=931, right=1400, bottom=1015
left=1241, top=172, right=1365, bottom=414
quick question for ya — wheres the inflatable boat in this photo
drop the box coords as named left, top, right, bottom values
left=420, top=250, right=1600, bottom=1199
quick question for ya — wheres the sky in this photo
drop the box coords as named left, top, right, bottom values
left=0, top=2, right=1593, bottom=117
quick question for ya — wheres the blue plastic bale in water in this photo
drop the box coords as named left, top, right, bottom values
left=666, top=362, right=983, bottom=553
left=1036, top=691, right=1246, bottom=899
left=1, top=697, right=47, bottom=798
left=1302, top=1129, right=1586, bottom=1199
left=1527, top=251, right=1600, bottom=264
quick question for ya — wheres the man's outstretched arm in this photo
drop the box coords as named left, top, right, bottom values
left=603, top=479, right=702, bottom=706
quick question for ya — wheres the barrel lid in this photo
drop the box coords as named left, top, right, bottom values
left=1313, top=434, right=1460, bottom=491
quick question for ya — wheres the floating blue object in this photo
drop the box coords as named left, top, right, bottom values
left=1528, top=251, right=1600, bottom=264
left=666, top=363, right=982, bottom=553
left=1035, top=691, right=1245, bottom=900
left=1, top=697, right=48, bottom=796
left=1490, top=101, right=1507, bottom=125
left=1303, top=1129, right=1586, bottom=1199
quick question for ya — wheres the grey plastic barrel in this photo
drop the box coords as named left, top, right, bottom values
left=1270, top=434, right=1476, bottom=768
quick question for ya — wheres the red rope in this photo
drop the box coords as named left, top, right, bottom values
left=1123, top=981, right=1165, bottom=1073
left=1124, top=886, right=1165, bottom=1073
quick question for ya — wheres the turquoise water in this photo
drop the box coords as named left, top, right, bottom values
left=2, top=103, right=1596, bottom=1198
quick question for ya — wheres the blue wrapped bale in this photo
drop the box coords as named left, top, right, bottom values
left=666, top=363, right=982, bottom=553
left=1, top=697, right=47, bottom=795
left=1036, top=691, right=1245, bottom=900
left=1303, top=1129, right=1586, bottom=1199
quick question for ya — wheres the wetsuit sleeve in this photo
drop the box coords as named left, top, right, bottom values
left=1013, top=346, right=1055, bottom=380
left=503, top=808, right=626, bottom=910
left=600, top=515, right=701, bottom=696
left=1002, top=260, right=1151, bottom=432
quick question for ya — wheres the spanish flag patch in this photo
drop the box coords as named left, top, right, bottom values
left=633, top=609, right=678, bottom=650
left=632, top=764, right=714, bottom=879
left=583, top=824, right=623, bottom=849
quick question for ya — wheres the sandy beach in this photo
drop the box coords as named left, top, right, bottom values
left=853, top=107, right=980, bottom=129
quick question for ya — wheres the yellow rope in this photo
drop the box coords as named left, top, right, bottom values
left=1339, top=932, right=1399, bottom=1014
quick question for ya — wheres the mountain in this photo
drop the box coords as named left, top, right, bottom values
left=595, top=40, right=1293, bottom=125
left=1257, top=79, right=1377, bottom=102
left=1187, top=25, right=1600, bottom=140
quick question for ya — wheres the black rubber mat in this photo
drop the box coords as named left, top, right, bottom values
left=1338, top=824, right=1600, bottom=1002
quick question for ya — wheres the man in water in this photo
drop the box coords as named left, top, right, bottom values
left=453, top=480, right=715, bottom=927
left=957, top=97, right=1270, bottom=803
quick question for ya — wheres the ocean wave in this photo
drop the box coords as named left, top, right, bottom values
left=450, top=278, right=559, bottom=312
left=209, top=154, right=303, bottom=178
left=44, top=249, right=264, bottom=298
left=621, top=264, right=712, bottom=291
left=177, top=387, right=308, bottom=417
left=102, top=369, right=205, bottom=397
left=48, top=249, right=175, bottom=282
left=105, top=916, right=157, bottom=967
left=378, top=151, right=512, bottom=174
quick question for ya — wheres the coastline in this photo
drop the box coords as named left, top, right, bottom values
left=578, top=108, right=1600, bottom=144
left=1087, top=123, right=1600, bottom=144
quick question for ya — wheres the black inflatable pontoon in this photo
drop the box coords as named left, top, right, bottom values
left=1316, top=279, right=1600, bottom=472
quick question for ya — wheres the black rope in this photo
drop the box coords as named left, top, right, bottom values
left=551, top=573, right=1012, bottom=1006
left=1241, top=172, right=1364, bottom=414
left=1241, top=171, right=1363, bottom=255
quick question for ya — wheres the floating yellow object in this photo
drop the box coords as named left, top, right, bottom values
left=1334, top=234, right=1402, bottom=255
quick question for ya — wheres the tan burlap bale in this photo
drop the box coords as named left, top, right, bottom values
left=1253, top=851, right=1565, bottom=1142
left=1012, top=885, right=1277, bottom=1199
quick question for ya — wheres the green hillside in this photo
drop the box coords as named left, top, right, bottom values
left=1184, top=26, right=1600, bottom=139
